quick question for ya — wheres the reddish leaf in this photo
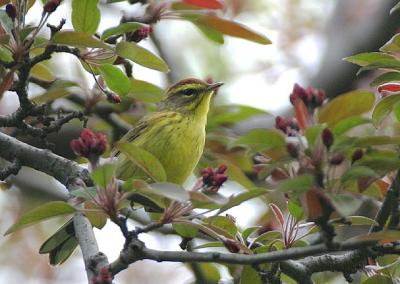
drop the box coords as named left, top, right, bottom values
left=378, top=83, right=400, bottom=96
left=375, top=179, right=390, bottom=196
left=0, top=71, right=14, bottom=100
left=293, top=99, right=309, bottom=131
left=269, top=203, right=285, bottom=229
left=183, top=0, right=223, bottom=10
left=195, top=15, right=271, bottom=45
left=304, top=189, right=323, bottom=220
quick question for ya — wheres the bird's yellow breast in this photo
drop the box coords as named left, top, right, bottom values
left=116, top=112, right=206, bottom=185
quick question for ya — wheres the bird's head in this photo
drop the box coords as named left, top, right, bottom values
left=159, top=78, right=223, bottom=117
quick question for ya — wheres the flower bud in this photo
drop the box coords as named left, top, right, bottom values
left=351, top=149, right=363, bottom=164
left=216, top=164, right=227, bottom=174
left=200, top=165, right=228, bottom=192
left=5, top=4, right=17, bottom=20
left=129, top=26, right=153, bottom=42
left=43, top=0, right=61, bottom=13
left=107, top=93, right=121, bottom=104
left=70, top=128, right=107, bottom=164
left=330, top=153, right=344, bottom=165
left=290, top=83, right=326, bottom=109
left=321, top=128, right=334, bottom=149
left=92, top=266, right=112, bottom=284
left=286, top=142, right=299, bottom=158
left=223, top=238, right=241, bottom=253
left=275, top=116, right=299, bottom=136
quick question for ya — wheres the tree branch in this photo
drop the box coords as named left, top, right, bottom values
left=0, top=132, right=109, bottom=281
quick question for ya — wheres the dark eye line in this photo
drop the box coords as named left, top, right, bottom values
left=182, top=88, right=198, bottom=96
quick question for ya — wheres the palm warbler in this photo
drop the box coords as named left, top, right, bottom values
left=116, top=78, right=223, bottom=184
left=41, top=78, right=222, bottom=264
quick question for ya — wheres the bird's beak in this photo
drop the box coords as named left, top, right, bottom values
left=206, top=82, right=224, bottom=92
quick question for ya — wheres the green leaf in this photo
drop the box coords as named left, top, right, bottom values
left=232, top=129, right=285, bottom=152
left=330, top=194, right=362, bottom=216
left=305, top=124, right=325, bottom=146
left=116, top=143, right=167, bottom=182
left=0, top=47, right=13, bottom=62
left=318, top=90, right=375, bottom=127
left=128, top=79, right=164, bottom=103
left=91, top=164, right=115, bottom=188
left=391, top=1, right=400, bottom=14
left=0, top=9, right=13, bottom=34
left=101, top=22, right=145, bottom=40
left=19, top=26, right=35, bottom=41
left=209, top=105, right=270, bottom=128
left=363, top=275, right=393, bottom=284
left=240, top=266, right=262, bottom=284
left=225, top=161, right=258, bottom=190
left=31, top=63, right=55, bottom=81
left=51, top=31, right=110, bottom=49
left=72, top=0, right=100, bottom=34
left=357, top=59, right=400, bottom=74
left=355, top=136, right=400, bottom=147
left=172, top=222, right=199, bottom=238
left=372, top=94, right=400, bottom=127
left=39, top=219, right=75, bottom=253
left=32, top=80, right=78, bottom=103
left=205, top=216, right=237, bottom=237
left=116, top=41, right=169, bottom=72
left=344, top=52, right=396, bottom=67
left=70, top=186, right=97, bottom=200
left=99, top=64, right=131, bottom=96
left=149, top=182, right=189, bottom=202
left=278, top=175, right=314, bottom=195
left=196, top=23, right=224, bottom=44
left=370, top=72, right=400, bottom=87
left=49, top=237, right=78, bottom=265
left=341, top=166, right=379, bottom=183
left=351, top=230, right=400, bottom=243
left=332, top=116, right=371, bottom=136
left=218, top=189, right=266, bottom=213
left=347, top=216, right=378, bottom=226
left=192, top=242, right=224, bottom=249
left=381, top=34, right=400, bottom=53
left=253, top=230, right=282, bottom=244
left=5, top=201, right=76, bottom=235
left=288, top=199, right=304, bottom=221
left=192, top=15, right=271, bottom=45
left=241, top=226, right=260, bottom=241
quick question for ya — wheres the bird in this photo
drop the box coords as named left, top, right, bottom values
left=115, top=78, right=223, bottom=185
left=40, top=78, right=223, bottom=265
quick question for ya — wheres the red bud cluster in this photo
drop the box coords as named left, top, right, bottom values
left=5, top=4, right=17, bottom=20
left=70, top=128, right=107, bottom=164
left=43, top=0, right=61, bottom=13
left=107, top=93, right=121, bottom=104
left=92, top=266, right=112, bottom=284
left=200, top=164, right=228, bottom=192
left=286, top=142, right=299, bottom=158
left=289, top=83, right=326, bottom=109
left=275, top=116, right=299, bottom=136
left=129, top=26, right=153, bottom=42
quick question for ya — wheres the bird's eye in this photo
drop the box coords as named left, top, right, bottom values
left=182, top=88, right=196, bottom=96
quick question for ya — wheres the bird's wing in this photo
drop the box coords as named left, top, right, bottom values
left=112, top=111, right=175, bottom=157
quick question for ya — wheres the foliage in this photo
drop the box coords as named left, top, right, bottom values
left=1, top=1, right=400, bottom=284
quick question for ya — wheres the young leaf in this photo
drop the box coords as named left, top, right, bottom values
left=346, top=216, right=378, bottom=226
left=318, top=90, right=375, bottom=127
left=192, top=15, right=271, bottom=45
left=332, top=116, right=371, bottom=136
left=116, top=41, right=169, bottom=72
left=4, top=201, right=76, bottom=235
left=99, top=64, right=131, bottom=96
left=341, top=166, right=379, bottom=183
left=218, top=189, right=266, bottom=213
left=278, top=175, right=314, bottom=195
left=183, top=0, right=223, bottom=10
left=128, top=79, right=164, bottom=103
left=51, top=31, right=110, bottom=49
left=232, top=129, right=286, bottom=152
left=32, top=80, right=78, bottom=103
left=101, top=22, right=145, bottom=40
left=372, top=94, right=400, bottom=127
left=172, top=222, right=199, bottom=238
left=150, top=182, right=189, bottom=202
left=205, top=216, right=237, bottom=237
left=344, top=52, right=395, bottom=67
left=116, top=143, right=167, bottom=182
left=370, top=72, right=400, bottom=87
left=381, top=34, right=400, bottom=53
left=269, top=203, right=285, bottom=228
left=91, top=163, right=115, bottom=188
left=330, top=194, right=363, bottom=217
left=31, top=63, right=55, bottom=81
left=287, top=199, right=304, bottom=221
left=350, top=230, right=400, bottom=244
left=71, top=0, right=100, bottom=34
left=196, top=24, right=224, bottom=44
